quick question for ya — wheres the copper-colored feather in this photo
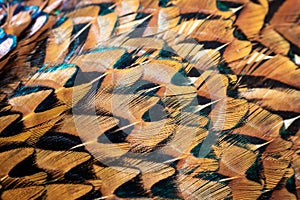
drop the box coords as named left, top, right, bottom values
left=0, top=0, right=299, bottom=199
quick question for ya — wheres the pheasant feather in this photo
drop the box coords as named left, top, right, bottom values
left=0, top=0, right=299, bottom=199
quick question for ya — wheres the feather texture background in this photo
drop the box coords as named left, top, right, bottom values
left=0, top=0, right=299, bottom=199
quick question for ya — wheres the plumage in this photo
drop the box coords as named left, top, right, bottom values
left=0, top=0, right=299, bottom=199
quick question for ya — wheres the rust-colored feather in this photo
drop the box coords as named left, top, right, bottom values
left=0, top=0, right=299, bottom=199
